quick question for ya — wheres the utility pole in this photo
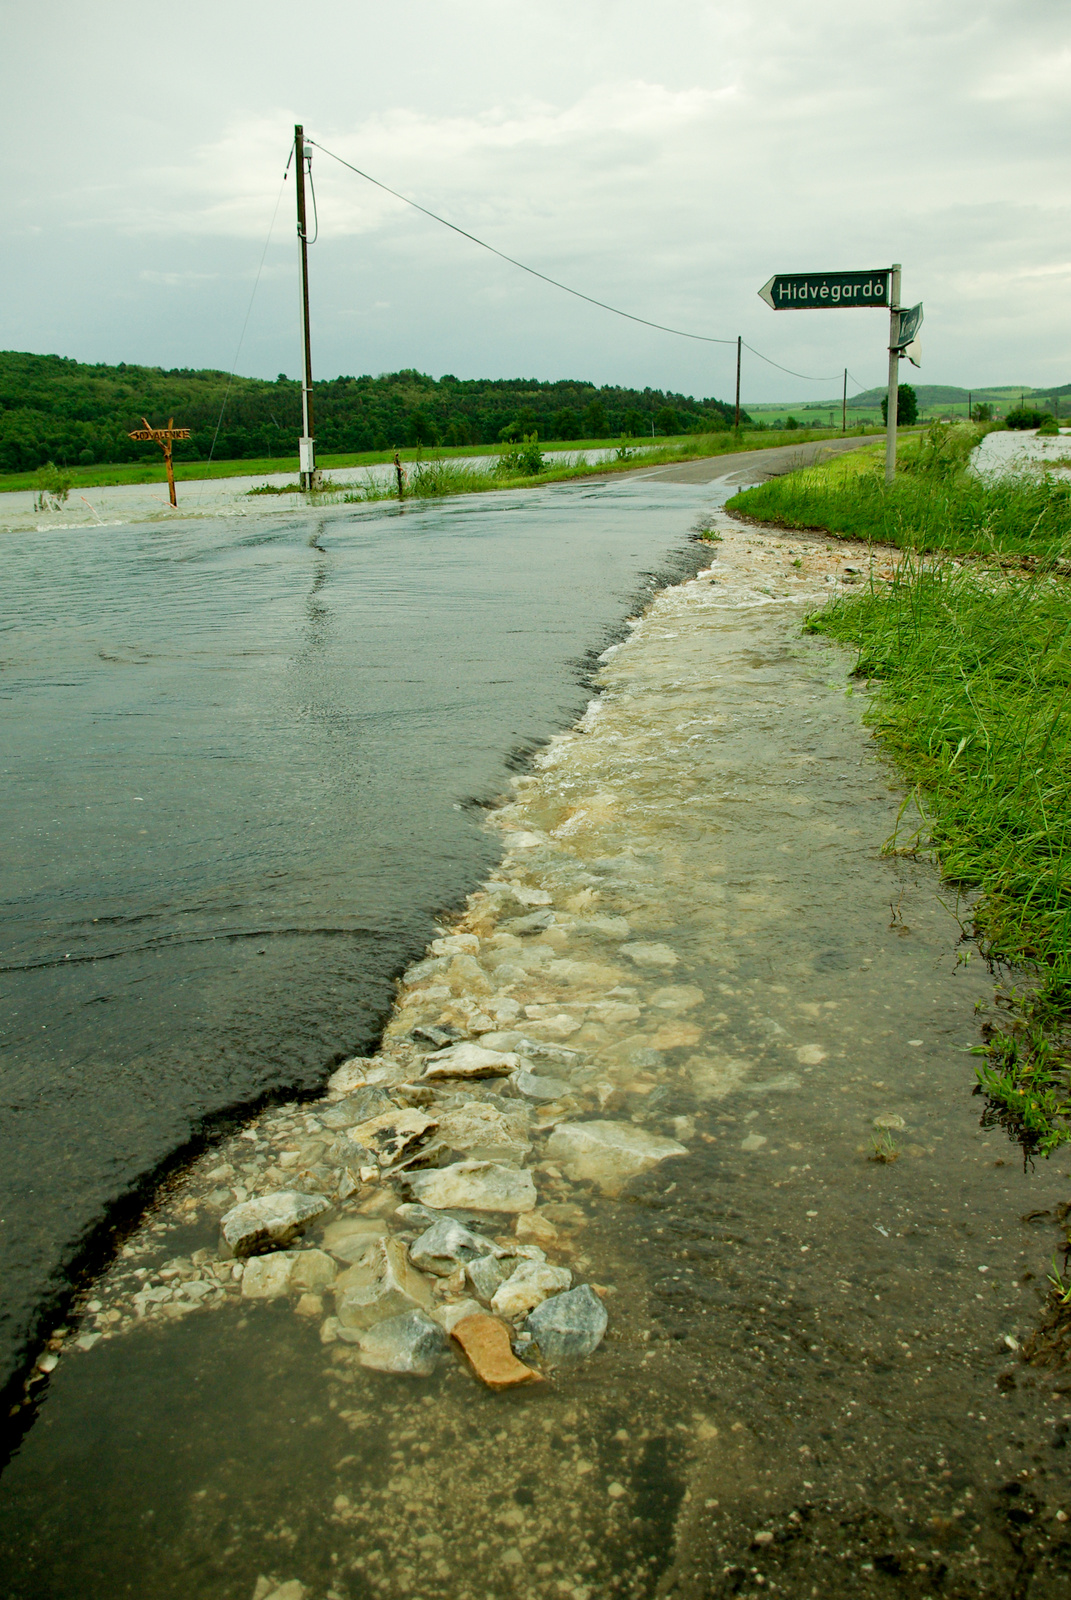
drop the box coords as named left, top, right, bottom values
left=884, top=263, right=902, bottom=485
left=734, top=336, right=741, bottom=431
left=968, top=391, right=972, bottom=424
left=294, top=124, right=319, bottom=491
left=842, top=368, right=847, bottom=434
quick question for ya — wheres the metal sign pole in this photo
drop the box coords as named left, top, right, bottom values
left=885, top=263, right=902, bottom=485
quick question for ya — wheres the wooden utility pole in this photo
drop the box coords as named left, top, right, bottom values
left=127, top=417, right=190, bottom=507
left=294, top=124, right=318, bottom=490
left=734, top=336, right=742, bottom=431
left=842, top=368, right=847, bottom=433
left=968, top=391, right=972, bottom=423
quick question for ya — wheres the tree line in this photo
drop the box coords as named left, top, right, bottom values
left=0, top=351, right=746, bottom=472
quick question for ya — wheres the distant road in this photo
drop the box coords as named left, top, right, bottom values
left=639, top=431, right=880, bottom=486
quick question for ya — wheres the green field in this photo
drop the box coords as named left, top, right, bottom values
left=727, top=425, right=1071, bottom=1159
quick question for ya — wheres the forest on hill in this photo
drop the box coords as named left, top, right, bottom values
left=0, top=351, right=744, bottom=472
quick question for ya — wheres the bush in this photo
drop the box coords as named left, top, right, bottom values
left=33, top=460, right=72, bottom=510
left=495, top=433, right=544, bottom=477
left=1005, top=407, right=1046, bottom=430
left=784, top=416, right=800, bottom=431
left=1039, top=414, right=1060, bottom=436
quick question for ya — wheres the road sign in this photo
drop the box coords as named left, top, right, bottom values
left=127, top=416, right=190, bottom=508
left=757, top=270, right=891, bottom=310
left=892, top=302, right=923, bottom=349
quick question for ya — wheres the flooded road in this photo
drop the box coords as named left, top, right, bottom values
left=2, top=512, right=1069, bottom=1598
left=0, top=479, right=711, bottom=1398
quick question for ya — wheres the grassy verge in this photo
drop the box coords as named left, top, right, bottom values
left=728, top=422, right=1071, bottom=561
left=243, top=427, right=889, bottom=505
left=726, top=424, right=1071, bottom=1157
left=0, top=425, right=884, bottom=497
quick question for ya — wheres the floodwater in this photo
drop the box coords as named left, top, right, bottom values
left=2, top=508, right=1070, bottom=1598
left=0, top=449, right=620, bottom=533
left=0, top=477, right=710, bottom=1399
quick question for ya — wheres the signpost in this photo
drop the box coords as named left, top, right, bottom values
left=758, top=264, right=922, bottom=483
left=127, top=416, right=190, bottom=507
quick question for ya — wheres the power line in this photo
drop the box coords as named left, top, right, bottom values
left=199, top=159, right=291, bottom=490
left=307, top=138, right=842, bottom=384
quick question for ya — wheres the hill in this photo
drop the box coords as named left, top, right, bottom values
left=0, top=352, right=743, bottom=473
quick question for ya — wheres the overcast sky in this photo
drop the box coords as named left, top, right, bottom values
left=3, top=0, right=1068, bottom=403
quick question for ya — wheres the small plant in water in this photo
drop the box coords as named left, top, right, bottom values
left=33, top=461, right=72, bottom=511
left=1048, top=1253, right=1071, bottom=1305
left=869, top=1130, right=900, bottom=1163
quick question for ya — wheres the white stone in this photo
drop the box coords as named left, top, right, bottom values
left=408, top=1217, right=503, bottom=1276
left=347, top=1108, right=438, bottom=1167
left=220, top=1191, right=330, bottom=1256
left=322, top=1216, right=388, bottom=1262
left=546, top=1121, right=686, bottom=1193
left=491, top=1260, right=572, bottom=1320
left=429, top=1297, right=484, bottom=1334
left=241, top=1252, right=299, bottom=1300
left=289, top=1249, right=337, bottom=1292
left=430, top=933, right=480, bottom=958
left=434, top=1102, right=531, bottom=1163
left=406, top=1160, right=537, bottom=1214
left=357, top=1310, right=447, bottom=1376
left=620, top=942, right=679, bottom=968
left=421, top=1043, right=520, bottom=1081
left=334, top=1236, right=433, bottom=1330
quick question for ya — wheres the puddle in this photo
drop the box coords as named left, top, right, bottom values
left=2, top=518, right=1070, bottom=1598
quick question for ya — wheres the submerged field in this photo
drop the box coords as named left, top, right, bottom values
left=0, top=425, right=882, bottom=497
left=728, top=425, right=1071, bottom=1158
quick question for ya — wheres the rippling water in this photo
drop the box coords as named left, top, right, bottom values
left=0, top=478, right=711, bottom=1392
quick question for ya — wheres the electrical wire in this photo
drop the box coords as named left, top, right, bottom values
left=309, top=139, right=854, bottom=387
left=199, top=158, right=291, bottom=492
left=308, top=139, right=747, bottom=348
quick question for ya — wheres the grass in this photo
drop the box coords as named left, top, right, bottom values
left=728, top=422, right=1071, bottom=561
left=725, top=423, right=1071, bottom=1155
left=0, top=425, right=884, bottom=498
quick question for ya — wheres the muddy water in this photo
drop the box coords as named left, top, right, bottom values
left=2, top=519, right=1070, bottom=1598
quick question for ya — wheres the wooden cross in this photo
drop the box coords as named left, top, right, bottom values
left=127, top=416, right=191, bottom=507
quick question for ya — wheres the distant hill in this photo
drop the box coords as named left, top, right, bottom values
left=0, top=351, right=744, bottom=472
left=749, top=382, right=1069, bottom=417
left=846, top=383, right=1065, bottom=411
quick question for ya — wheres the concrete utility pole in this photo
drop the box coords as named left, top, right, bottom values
left=735, top=336, right=742, bottom=431
left=885, top=263, right=902, bottom=485
left=842, top=368, right=847, bottom=433
left=294, top=124, right=319, bottom=490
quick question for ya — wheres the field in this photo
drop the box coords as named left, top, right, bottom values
left=0, top=425, right=884, bottom=498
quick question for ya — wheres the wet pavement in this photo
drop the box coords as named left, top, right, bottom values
left=2, top=514, right=1069, bottom=1599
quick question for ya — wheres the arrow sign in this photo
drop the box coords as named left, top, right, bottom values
left=892, top=301, right=923, bottom=349
left=758, top=269, right=891, bottom=310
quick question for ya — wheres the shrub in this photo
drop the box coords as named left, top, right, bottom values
left=1005, top=407, right=1046, bottom=430
left=495, top=433, right=544, bottom=477
left=1039, top=414, right=1060, bottom=437
left=33, top=460, right=72, bottom=510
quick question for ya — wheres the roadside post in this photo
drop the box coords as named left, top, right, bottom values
left=127, top=417, right=190, bottom=507
left=757, top=266, right=923, bottom=482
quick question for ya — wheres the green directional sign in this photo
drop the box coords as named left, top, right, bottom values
left=758, top=269, right=891, bottom=310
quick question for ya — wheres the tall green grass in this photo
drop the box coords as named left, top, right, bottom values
left=808, top=562, right=1071, bottom=1152
left=728, top=423, right=1071, bottom=562
left=762, top=426, right=1071, bottom=1152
